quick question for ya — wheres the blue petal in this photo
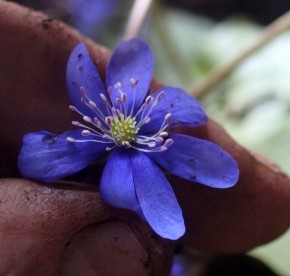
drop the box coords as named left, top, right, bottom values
left=138, top=87, right=207, bottom=134
left=18, top=129, right=110, bottom=183
left=100, top=148, right=141, bottom=213
left=107, top=38, right=154, bottom=114
left=66, top=43, right=108, bottom=119
left=147, top=134, right=239, bottom=188
left=130, top=151, right=185, bottom=240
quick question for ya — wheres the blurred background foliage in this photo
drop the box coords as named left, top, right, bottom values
left=7, top=0, right=290, bottom=274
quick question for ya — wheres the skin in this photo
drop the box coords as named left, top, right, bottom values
left=0, top=1, right=290, bottom=274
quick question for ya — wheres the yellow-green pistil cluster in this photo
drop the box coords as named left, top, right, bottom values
left=110, top=115, right=139, bottom=145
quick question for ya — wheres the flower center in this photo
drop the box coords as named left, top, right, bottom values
left=67, top=79, right=174, bottom=153
left=110, top=115, right=139, bottom=145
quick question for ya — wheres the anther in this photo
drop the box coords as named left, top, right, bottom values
left=148, top=141, right=156, bottom=148
left=83, top=116, right=92, bottom=123
left=81, top=97, right=87, bottom=104
left=94, top=118, right=102, bottom=126
left=157, top=91, right=164, bottom=102
left=80, top=87, right=86, bottom=94
left=145, top=96, right=153, bottom=105
left=165, top=113, right=172, bottom=124
left=89, top=100, right=97, bottom=108
left=72, top=121, right=81, bottom=126
left=155, top=137, right=164, bottom=144
left=164, top=138, right=173, bottom=147
left=144, top=117, right=151, bottom=124
left=130, top=78, right=135, bottom=87
left=69, top=105, right=77, bottom=111
left=116, top=98, right=122, bottom=105
left=100, top=93, right=107, bottom=102
left=107, top=87, right=112, bottom=95
left=130, top=78, right=139, bottom=87
left=81, top=130, right=91, bottom=136
left=67, top=137, right=75, bottom=142
left=111, top=107, right=117, bottom=116
left=158, top=146, right=168, bottom=152
left=165, top=113, right=171, bottom=120
left=114, top=82, right=121, bottom=90
left=116, top=109, right=121, bottom=117
left=105, top=116, right=112, bottom=127
left=159, top=132, right=168, bottom=137
left=121, top=93, right=127, bottom=102
left=122, top=141, right=131, bottom=148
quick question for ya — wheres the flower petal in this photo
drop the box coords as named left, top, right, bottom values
left=107, top=38, right=154, bottom=113
left=147, top=134, right=239, bottom=188
left=18, top=129, right=110, bottom=183
left=138, top=87, right=207, bottom=134
left=66, top=43, right=107, bottom=119
left=100, top=148, right=141, bottom=213
left=130, top=151, right=185, bottom=240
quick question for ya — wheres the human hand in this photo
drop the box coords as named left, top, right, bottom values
left=0, top=1, right=290, bottom=275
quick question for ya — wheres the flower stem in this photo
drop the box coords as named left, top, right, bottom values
left=190, top=10, right=290, bottom=99
left=124, top=0, right=154, bottom=39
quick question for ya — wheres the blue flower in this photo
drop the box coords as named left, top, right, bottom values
left=18, top=38, right=239, bottom=240
left=64, top=0, right=117, bottom=38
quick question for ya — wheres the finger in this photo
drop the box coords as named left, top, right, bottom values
left=0, top=178, right=172, bottom=275
left=169, top=123, right=290, bottom=253
left=0, top=1, right=109, bottom=170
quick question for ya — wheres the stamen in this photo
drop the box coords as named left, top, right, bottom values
left=67, top=80, right=174, bottom=154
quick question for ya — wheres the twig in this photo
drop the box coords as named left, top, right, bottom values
left=124, top=0, right=154, bottom=39
left=191, top=10, right=290, bottom=98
